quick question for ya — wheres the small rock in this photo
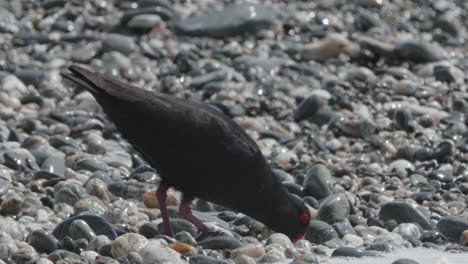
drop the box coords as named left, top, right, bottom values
left=379, top=200, right=432, bottom=229
left=303, top=164, right=334, bottom=200
left=111, top=233, right=148, bottom=258
left=168, top=242, right=197, bottom=257
left=28, top=229, right=60, bottom=254
left=331, top=247, right=382, bottom=258
left=305, top=220, right=339, bottom=244
left=437, top=216, right=468, bottom=241
left=231, top=243, right=265, bottom=259
left=392, top=259, right=420, bottom=264
left=139, top=240, right=184, bottom=264
left=317, top=194, right=350, bottom=224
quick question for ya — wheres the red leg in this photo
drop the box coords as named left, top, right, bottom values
left=156, top=183, right=174, bottom=237
left=179, top=196, right=209, bottom=232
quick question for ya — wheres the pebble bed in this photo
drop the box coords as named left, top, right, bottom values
left=0, top=0, right=468, bottom=263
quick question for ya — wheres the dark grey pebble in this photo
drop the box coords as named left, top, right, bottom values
left=102, top=34, right=139, bottom=55
left=28, top=229, right=60, bottom=254
left=428, top=170, right=454, bottom=183
left=294, top=95, right=323, bottom=122
left=70, top=219, right=97, bottom=241
left=331, top=247, right=382, bottom=258
left=53, top=180, right=87, bottom=205
left=75, top=158, right=109, bottom=172
left=121, top=6, right=173, bottom=24
left=395, top=39, right=447, bottom=62
left=189, top=254, right=229, bottom=264
left=379, top=200, right=432, bottom=229
left=302, top=164, right=334, bottom=200
left=158, top=218, right=198, bottom=236
left=174, top=4, right=276, bottom=38
left=99, top=243, right=113, bottom=257
left=305, top=220, right=339, bottom=244
left=138, top=222, right=160, bottom=238
left=317, top=194, right=351, bottom=224
left=40, top=156, right=66, bottom=177
left=437, top=215, right=468, bottom=241
left=13, top=67, right=45, bottom=86
left=332, top=221, right=357, bottom=237
left=49, top=249, right=82, bottom=262
left=49, top=135, right=81, bottom=150
left=198, top=236, right=242, bottom=250
left=53, top=215, right=117, bottom=240
left=175, top=231, right=197, bottom=246
left=392, top=258, right=420, bottom=264
left=96, top=256, right=120, bottom=264
left=420, top=230, right=446, bottom=243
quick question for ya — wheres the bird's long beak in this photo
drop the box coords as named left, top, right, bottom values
left=292, top=234, right=305, bottom=242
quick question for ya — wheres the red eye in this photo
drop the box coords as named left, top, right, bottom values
left=299, top=213, right=309, bottom=224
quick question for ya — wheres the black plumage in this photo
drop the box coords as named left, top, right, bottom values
left=62, top=65, right=310, bottom=241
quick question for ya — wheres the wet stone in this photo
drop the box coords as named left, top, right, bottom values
left=331, top=247, right=382, bottom=258
left=198, top=236, right=243, bottom=250
left=379, top=200, right=432, bottom=230
left=437, top=216, right=468, bottom=241
left=174, top=4, right=276, bottom=38
left=305, top=220, right=339, bottom=244
left=317, top=194, right=351, bottom=225
left=303, top=164, right=334, bottom=200
left=53, top=215, right=117, bottom=240
left=28, top=229, right=60, bottom=254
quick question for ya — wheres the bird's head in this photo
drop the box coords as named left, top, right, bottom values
left=265, top=192, right=311, bottom=242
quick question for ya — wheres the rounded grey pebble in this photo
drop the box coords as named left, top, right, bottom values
left=392, top=259, right=420, bottom=264
left=302, top=164, right=334, bottom=200
left=198, top=236, right=242, bottom=250
left=28, top=229, right=60, bottom=254
left=305, top=220, right=339, bottom=244
left=157, top=218, right=198, bottom=237
left=332, top=247, right=383, bottom=258
left=70, top=219, right=97, bottom=241
left=317, top=194, right=351, bottom=225
left=175, top=231, right=197, bottom=246
left=189, top=254, right=229, bottom=264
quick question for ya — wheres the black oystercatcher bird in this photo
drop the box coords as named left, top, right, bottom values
left=62, top=65, right=310, bottom=241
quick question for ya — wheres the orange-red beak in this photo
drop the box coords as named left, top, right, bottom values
left=292, top=234, right=305, bottom=242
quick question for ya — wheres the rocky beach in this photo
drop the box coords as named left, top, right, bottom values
left=0, top=0, right=468, bottom=263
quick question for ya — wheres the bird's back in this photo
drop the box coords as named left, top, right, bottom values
left=62, top=66, right=280, bottom=208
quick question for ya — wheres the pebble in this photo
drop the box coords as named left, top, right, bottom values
left=168, top=242, right=197, bottom=257
left=138, top=240, right=185, bottom=264
left=53, top=215, right=117, bottom=240
left=303, top=164, right=334, bottom=200
left=331, top=247, right=382, bottom=258
left=379, top=200, right=432, bottom=230
left=28, top=229, right=60, bottom=254
left=198, top=236, right=243, bottom=250
left=305, top=220, right=339, bottom=244
left=189, top=254, right=228, bottom=264
left=102, top=34, right=139, bottom=55
left=174, top=4, right=276, bottom=38
left=70, top=219, right=97, bottom=241
left=392, top=259, right=420, bottom=264
left=437, top=216, right=468, bottom=241
left=111, top=233, right=148, bottom=258
left=317, top=194, right=351, bottom=224
left=231, top=243, right=265, bottom=259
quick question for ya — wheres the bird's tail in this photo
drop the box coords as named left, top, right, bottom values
left=61, top=65, right=139, bottom=102
left=61, top=65, right=104, bottom=96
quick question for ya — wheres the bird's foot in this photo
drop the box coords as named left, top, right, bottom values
left=179, top=200, right=210, bottom=233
